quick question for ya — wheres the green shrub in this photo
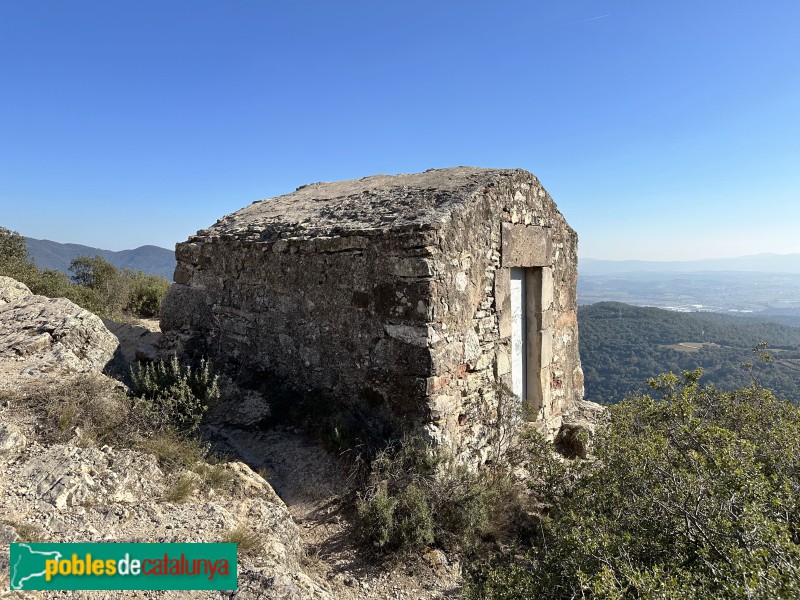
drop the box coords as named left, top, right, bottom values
left=355, top=436, right=492, bottom=554
left=432, top=462, right=491, bottom=552
left=0, top=255, right=39, bottom=285
left=0, top=227, right=48, bottom=289
left=393, top=483, right=435, bottom=549
left=0, top=226, right=28, bottom=262
left=30, top=268, right=96, bottom=305
left=130, top=356, right=219, bottom=433
left=357, top=483, right=400, bottom=549
left=125, top=270, right=171, bottom=317
left=464, top=370, right=800, bottom=599
left=0, top=227, right=37, bottom=282
left=68, top=256, right=171, bottom=319
left=69, top=255, right=131, bottom=317
left=463, top=555, right=539, bottom=600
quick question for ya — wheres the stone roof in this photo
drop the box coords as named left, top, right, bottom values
left=197, top=167, right=537, bottom=242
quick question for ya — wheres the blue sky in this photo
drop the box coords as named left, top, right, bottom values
left=1, top=1, right=798, bottom=260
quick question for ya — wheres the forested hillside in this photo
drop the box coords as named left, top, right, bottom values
left=25, top=237, right=176, bottom=280
left=579, top=302, right=800, bottom=404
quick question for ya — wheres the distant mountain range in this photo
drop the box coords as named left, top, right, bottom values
left=582, top=253, right=800, bottom=275
left=22, top=240, right=799, bottom=316
left=25, top=237, right=176, bottom=280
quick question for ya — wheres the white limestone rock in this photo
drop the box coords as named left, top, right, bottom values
left=0, top=276, right=31, bottom=306
left=0, top=277, right=118, bottom=388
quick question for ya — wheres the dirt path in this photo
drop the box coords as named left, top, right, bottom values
left=209, top=425, right=462, bottom=599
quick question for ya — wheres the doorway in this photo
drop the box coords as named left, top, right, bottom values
left=510, top=267, right=528, bottom=401
left=509, top=267, right=544, bottom=414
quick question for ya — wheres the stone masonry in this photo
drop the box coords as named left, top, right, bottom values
left=161, top=167, right=583, bottom=461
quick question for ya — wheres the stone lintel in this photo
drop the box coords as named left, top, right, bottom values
left=501, top=223, right=552, bottom=267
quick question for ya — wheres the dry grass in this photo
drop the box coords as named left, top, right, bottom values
left=137, top=430, right=207, bottom=473
left=195, top=462, right=234, bottom=493
left=163, top=474, right=196, bottom=503
left=21, top=374, right=130, bottom=445
left=222, top=523, right=265, bottom=557
left=1, top=519, right=45, bottom=543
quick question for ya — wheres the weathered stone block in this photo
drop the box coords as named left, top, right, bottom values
left=539, top=328, right=554, bottom=368
left=501, top=224, right=553, bottom=267
left=541, top=266, right=554, bottom=310
left=495, top=267, right=511, bottom=338
left=496, top=343, right=511, bottom=376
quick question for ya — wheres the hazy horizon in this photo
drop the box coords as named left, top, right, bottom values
left=20, top=231, right=800, bottom=265
left=2, top=2, right=799, bottom=260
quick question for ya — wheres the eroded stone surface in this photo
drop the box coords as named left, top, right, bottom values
left=0, top=436, right=332, bottom=598
left=0, top=276, right=31, bottom=306
left=0, top=278, right=118, bottom=388
left=162, top=167, right=584, bottom=461
left=102, top=317, right=162, bottom=367
left=555, top=399, right=606, bottom=458
left=0, top=423, right=26, bottom=459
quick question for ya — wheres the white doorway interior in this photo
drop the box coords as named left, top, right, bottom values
left=510, top=267, right=527, bottom=401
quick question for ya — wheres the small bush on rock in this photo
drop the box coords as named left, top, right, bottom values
left=163, top=474, right=197, bottom=503
left=138, top=430, right=209, bottom=472
left=223, top=523, right=265, bottom=557
left=355, top=436, right=492, bottom=554
left=0, top=227, right=38, bottom=283
left=130, top=356, right=219, bottom=433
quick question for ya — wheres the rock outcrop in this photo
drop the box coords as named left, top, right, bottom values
left=0, top=276, right=32, bottom=306
left=0, top=275, right=332, bottom=598
left=0, top=434, right=331, bottom=598
left=0, top=276, right=118, bottom=389
left=554, top=399, right=606, bottom=459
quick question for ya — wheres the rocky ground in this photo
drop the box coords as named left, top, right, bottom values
left=209, top=427, right=462, bottom=600
left=0, top=277, right=462, bottom=599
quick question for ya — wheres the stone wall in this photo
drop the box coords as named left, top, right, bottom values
left=162, top=168, right=583, bottom=461
left=424, top=170, right=583, bottom=460
left=163, top=228, right=439, bottom=436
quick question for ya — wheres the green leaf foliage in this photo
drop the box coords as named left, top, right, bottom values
left=130, top=356, right=219, bottom=433
left=464, top=372, right=800, bottom=599
left=356, top=436, right=491, bottom=554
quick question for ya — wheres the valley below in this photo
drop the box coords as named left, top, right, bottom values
left=579, top=270, right=800, bottom=324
